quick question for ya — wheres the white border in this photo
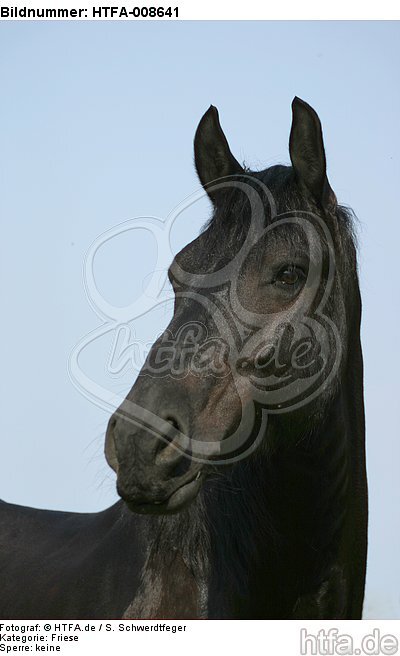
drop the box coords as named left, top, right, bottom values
left=0, top=0, right=399, bottom=21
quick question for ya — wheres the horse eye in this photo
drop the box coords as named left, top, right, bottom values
left=275, top=265, right=305, bottom=286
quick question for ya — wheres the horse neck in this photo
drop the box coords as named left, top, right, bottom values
left=204, top=302, right=365, bottom=617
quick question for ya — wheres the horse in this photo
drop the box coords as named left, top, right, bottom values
left=0, top=98, right=368, bottom=619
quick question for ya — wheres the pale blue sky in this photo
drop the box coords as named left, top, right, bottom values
left=0, top=21, right=399, bottom=618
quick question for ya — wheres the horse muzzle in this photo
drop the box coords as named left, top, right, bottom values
left=105, top=413, right=205, bottom=514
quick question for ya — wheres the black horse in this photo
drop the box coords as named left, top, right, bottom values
left=0, top=98, right=367, bottom=619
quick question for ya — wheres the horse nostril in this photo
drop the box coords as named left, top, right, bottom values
left=165, top=416, right=181, bottom=431
left=154, top=415, right=182, bottom=454
left=156, top=415, right=181, bottom=460
left=154, top=414, right=188, bottom=467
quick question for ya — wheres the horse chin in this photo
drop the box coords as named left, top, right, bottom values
left=124, top=475, right=203, bottom=515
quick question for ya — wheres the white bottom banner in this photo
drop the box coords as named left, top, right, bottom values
left=0, top=620, right=399, bottom=656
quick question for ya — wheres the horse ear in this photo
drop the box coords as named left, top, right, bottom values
left=194, top=105, right=243, bottom=202
left=289, top=97, right=336, bottom=212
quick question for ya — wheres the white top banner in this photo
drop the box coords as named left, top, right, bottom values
left=0, top=0, right=399, bottom=20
